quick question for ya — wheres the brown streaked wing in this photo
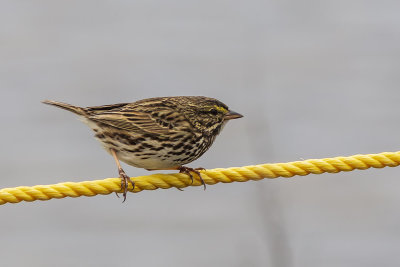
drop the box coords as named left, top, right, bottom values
left=88, top=107, right=184, bottom=135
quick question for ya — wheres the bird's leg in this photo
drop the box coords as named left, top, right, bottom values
left=178, top=166, right=206, bottom=190
left=110, top=149, right=135, bottom=202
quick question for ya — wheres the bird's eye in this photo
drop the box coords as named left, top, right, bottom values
left=210, top=109, right=218, bottom=115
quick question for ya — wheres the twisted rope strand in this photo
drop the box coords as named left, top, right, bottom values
left=1, top=151, right=400, bottom=205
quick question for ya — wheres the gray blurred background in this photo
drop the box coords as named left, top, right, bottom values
left=1, top=1, right=400, bottom=266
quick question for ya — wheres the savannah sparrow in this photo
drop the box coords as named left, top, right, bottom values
left=43, top=96, right=242, bottom=201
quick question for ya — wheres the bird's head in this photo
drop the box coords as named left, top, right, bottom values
left=177, top=96, right=243, bottom=135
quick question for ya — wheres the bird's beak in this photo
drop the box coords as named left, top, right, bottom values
left=224, top=110, right=243, bottom=120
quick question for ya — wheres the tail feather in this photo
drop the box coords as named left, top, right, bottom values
left=42, top=100, right=86, bottom=116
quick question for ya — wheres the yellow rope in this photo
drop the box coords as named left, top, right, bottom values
left=1, top=151, right=400, bottom=205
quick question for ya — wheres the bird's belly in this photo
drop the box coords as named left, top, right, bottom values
left=97, top=137, right=185, bottom=169
left=116, top=150, right=179, bottom=169
left=88, top=124, right=203, bottom=170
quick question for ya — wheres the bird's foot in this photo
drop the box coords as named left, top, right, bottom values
left=117, top=167, right=135, bottom=202
left=178, top=166, right=206, bottom=190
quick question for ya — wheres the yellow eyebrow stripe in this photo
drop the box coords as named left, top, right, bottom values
left=214, top=105, right=228, bottom=113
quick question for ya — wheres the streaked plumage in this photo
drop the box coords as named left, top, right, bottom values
left=43, top=96, right=242, bottom=201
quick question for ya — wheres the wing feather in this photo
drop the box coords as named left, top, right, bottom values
left=88, top=105, right=186, bottom=135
